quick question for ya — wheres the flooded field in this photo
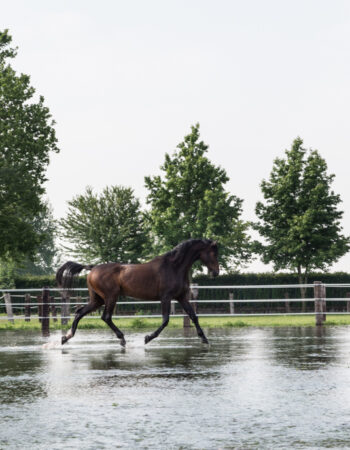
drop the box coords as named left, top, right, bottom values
left=1, top=326, right=350, bottom=449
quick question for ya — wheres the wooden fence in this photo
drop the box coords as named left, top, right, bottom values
left=1, top=282, right=350, bottom=336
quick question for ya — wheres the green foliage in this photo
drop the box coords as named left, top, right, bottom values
left=130, top=318, right=148, bottom=328
left=145, top=123, right=252, bottom=270
left=194, top=271, right=350, bottom=286
left=60, top=185, right=150, bottom=263
left=0, top=260, right=15, bottom=289
left=15, top=201, right=61, bottom=275
left=12, top=270, right=350, bottom=291
left=13, top=272, right=88, bottom=289
left=0, top=29, right=59, bottom=261
left=254, top=138, right=350, bottom=283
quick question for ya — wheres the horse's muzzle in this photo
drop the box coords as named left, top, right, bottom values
left=211, top=270, right=219, bottom=278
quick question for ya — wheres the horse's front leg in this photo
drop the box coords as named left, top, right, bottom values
left=145, top=298, right=171, bottom=344
left=178, top=296, right=209, bottom=344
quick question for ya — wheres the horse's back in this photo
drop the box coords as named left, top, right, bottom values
left=87, top=261, right=161, bottom=301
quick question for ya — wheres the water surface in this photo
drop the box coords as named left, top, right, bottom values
left=1, top=327, right=350, bottom=449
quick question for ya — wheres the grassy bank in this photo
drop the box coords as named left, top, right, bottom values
left=1, top=315, right=350, bottom=331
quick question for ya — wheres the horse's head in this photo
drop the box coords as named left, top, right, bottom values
left=199, top=240, right=219, bottom=277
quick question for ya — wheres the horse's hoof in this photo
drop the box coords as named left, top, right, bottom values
left=201, top=337, right=209, bottom=345
left=120, top=338, right=126, bottom=347
left=144, top=335, right=152, bottom=344
left=61, top=336, right=68, bottom=345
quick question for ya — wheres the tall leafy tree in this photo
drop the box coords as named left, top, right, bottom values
left=0, top=29, right=59, bottom=261
left=255, top=137, right=350, bottom=290
left=16, top=201, right=61, bottom=275
left=145, top=123, right=252, bottom=270
left=60, top=185, right=149, bottom=263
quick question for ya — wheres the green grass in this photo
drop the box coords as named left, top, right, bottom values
left=1, top=314, right=350, bottom=331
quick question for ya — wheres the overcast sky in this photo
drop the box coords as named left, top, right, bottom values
left=3, top=0, right=350, bottom=271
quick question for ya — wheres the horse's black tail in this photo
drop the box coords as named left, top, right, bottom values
left=56, top=261, right=95, bottom=291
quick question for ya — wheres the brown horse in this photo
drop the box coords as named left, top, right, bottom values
left=56, top=238, right=219, bottom=347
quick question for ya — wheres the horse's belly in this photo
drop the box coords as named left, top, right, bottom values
left=121, top=286, right=160, bottom=301
left=119, top=268, right=160, bottom=300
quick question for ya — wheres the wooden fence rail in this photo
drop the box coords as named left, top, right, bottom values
left=0, top=283, right=348, bottom=335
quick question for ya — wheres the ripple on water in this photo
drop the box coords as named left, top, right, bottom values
left=1, top=327, right=350, bottom=449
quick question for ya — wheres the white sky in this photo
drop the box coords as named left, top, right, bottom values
left=3, top=0, right=350, bottom=272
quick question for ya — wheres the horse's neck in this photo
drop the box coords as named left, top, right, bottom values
left=178, top=246, right=201, bottom=279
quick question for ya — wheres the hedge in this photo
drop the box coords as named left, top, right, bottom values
left=12, top=271, right=350, bottom=292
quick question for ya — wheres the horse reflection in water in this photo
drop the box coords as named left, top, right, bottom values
left=56, top=239, right=219, bottom=347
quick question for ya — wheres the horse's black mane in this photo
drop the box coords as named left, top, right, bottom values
left=163, top=238, right=213, bottom=266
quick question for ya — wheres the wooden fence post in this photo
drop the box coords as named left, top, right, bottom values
left=4, top=293, right=14, bottom=323
left=192, top=286, right=198, bottom=316
left=42, top=287, right=50, bottom=337
left=50, top=296, right=57, bottom=322
left=229, top=291, right=234, bottom=315
left=37, top=295, right=42, bottom=323
left=75, top=296, right=83, bottom=315
left=321, top=284, right=326, bottom=322
left=314, top=281, right=324, bottom=326
left=25, top=293, right=31, bottom=321
left=61, top=292, right=70, bottom=325
left=346, top=292, right=350, bottom=314
left=184, top=284, right=198, bottom=328
left=284, top=292, right=291, bottom=314
left=171, top=300, right=176, bottom=315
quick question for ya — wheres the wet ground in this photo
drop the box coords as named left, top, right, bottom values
left=1, top=326, right=350, bottom=449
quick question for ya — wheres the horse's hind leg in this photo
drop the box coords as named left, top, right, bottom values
left=144, top=298, right=171, bottom=344
left=102, top=299, right=126, bottom=347
left=62, top=291, right=103, bottom=345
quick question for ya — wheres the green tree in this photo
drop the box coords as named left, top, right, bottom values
left=60, top=185, right=150, bottom=263
left=0, top=260, right=15, bottom=289
left=0, top=29, right=59, bottom=261
left=16, top=201, right=61, bottom=275
left=255, top=137, right=350, bottom=290
left=145, top=123, right=252, bottom=270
